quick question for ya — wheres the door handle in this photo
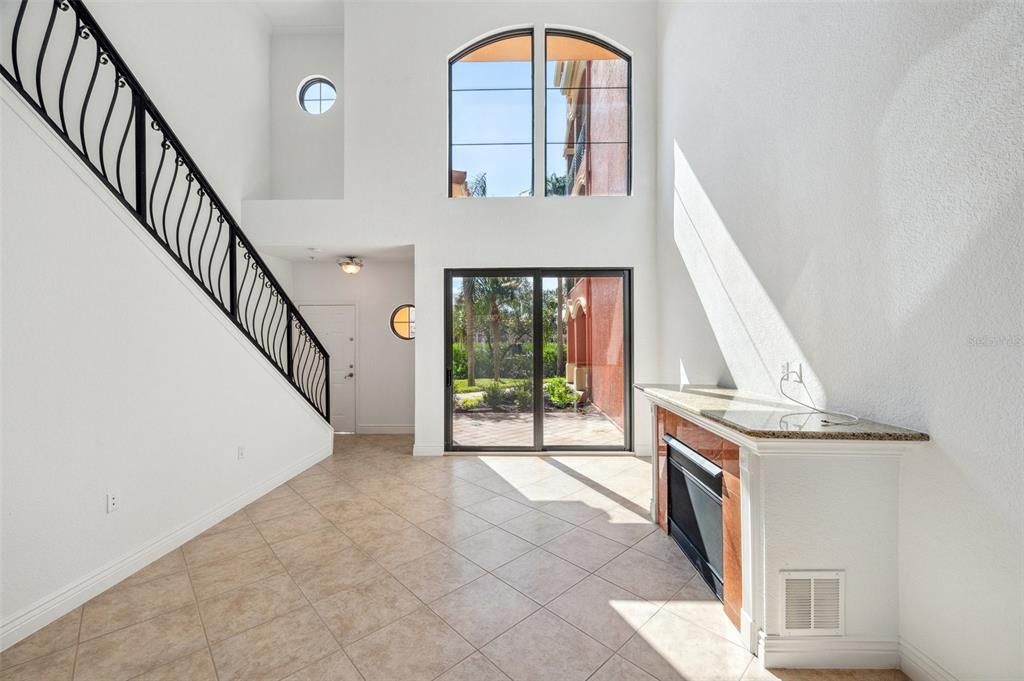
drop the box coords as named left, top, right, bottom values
left=345, top=372, right=354, bottom=379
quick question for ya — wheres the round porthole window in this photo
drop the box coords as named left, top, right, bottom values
left=390, top=305, right=415, bottom=340
left=298, top=77, right=336, bottom=115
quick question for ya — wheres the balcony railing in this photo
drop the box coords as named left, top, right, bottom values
left=1, top=0, right=329, bottom=421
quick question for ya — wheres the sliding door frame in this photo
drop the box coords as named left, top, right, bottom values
left=444, top=267, right=633, bottom=453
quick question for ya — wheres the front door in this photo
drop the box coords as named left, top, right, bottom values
left=301, top=305, right=356, bottom=433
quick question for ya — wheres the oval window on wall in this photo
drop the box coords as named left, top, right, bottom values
left=390, top=305, right=416, bottom=340
left=298, top=76, right=337, bottom=114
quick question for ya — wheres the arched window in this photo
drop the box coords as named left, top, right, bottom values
left=545, top=31, right=630, bottom=196
left=447, top=28, right=631, bottom=198
left=449, top=30, right=534, bottom=198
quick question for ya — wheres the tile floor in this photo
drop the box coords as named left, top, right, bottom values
left=1, top=435, right=909, bottom=681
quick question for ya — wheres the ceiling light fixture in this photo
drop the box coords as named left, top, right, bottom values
left=338, top=257, right=363, bottom=274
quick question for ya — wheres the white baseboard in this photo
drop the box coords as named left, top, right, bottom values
left=759, top=633, right=900, bottom=669
left=0, top=443, right=332, bottom=651
left=357, top=424, right=414, bottom=435
left=900, top=639, right=959, bottom=681
left=413, top=444, right=445, bottom=456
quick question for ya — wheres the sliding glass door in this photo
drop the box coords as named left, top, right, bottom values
left=445, top=269, right=632, bottom=451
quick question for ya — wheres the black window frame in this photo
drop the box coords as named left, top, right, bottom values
left=543, top=29, right=632, bottom=197
left=443, top=267, right=634, bottom=452
left=447, top=28, right=536, bottom=198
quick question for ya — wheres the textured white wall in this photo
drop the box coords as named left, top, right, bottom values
left=244, top=1, right=661, bottom=454
left=269, top=30, right=345, bottom=199
left=289, top=257, right=416, bottom=433
left=657, top=2, right=1023, bottom=679
left=0, top=97, right=332, bottom=646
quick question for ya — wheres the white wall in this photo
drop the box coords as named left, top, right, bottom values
left=244, top=1, right=660, bottom=454
left=0, top=95, right=332, bottom=647
left=86, top=1, right=272, bottom=217
left=289, top=256, right=415, bottom=433
left=270, top=30, right=345, bottom=198
left=656, top=3, right=1023, bottom=679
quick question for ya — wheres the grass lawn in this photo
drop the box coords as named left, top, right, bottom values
left=453, top=377, right=561, bottom=394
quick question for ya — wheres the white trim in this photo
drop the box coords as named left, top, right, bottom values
left=414, top=444, right=445, bottom=456
left=899, top=639, right=960, bottom=681
left=0, top=442, right=332, bottom=650
left=759, top=633, right=900, bottom=669
left=358, top=424, right=414, bottom=434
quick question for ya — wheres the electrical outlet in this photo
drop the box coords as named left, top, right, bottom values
left=106, top=493, right=120, bottom=514
left=237, top=446, right=245, bottom=461
left=781, top=361, right=805, bottom=384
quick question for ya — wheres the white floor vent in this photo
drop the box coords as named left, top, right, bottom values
left=780, top=570, right=845, bottom=636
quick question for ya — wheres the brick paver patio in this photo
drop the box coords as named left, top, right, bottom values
left=453, top=408, right=625, bottom=448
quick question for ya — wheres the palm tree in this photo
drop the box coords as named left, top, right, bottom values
left=464, top=277, right=476, bottom=386
left=468, top=172, right=487, bottom=197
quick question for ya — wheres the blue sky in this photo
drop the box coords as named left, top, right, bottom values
left=451, top=60, right=573, bottom=196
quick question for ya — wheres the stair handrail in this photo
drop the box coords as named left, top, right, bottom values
left=1, top=0, right=330, bottom=421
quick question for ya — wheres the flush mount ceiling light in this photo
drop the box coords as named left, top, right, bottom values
left=338, top=257, right=363, bottom=274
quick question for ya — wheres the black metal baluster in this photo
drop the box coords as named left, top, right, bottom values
left=287, top=308, right=294, bottom=381
left=228, top=226, right=238, bottom=319
left=115, top=99, right=133, bottom=197
left=98, top=71, right=123, bottom=180
left=133, top=97, right=146, bottom=219
left=58, top=13, right=82, bottom=136
left=79, top=35, right=99, bottom=159
left=10, top=0, right=28, bottom=85
left=35, top=0, right=60, bottom=111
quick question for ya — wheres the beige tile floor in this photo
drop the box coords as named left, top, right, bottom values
left=1, top=435, right=909, bottom=681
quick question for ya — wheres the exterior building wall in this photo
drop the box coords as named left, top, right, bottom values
left=586, top=60, right=629, bottom=196
left=568, top=277, right=625, bottom=428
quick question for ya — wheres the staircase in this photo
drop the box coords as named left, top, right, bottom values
left=0, top=0, right=329, bottom=420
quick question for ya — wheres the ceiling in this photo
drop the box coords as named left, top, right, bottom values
left=256, top=0, right=345, bottom=30
left=264, top=244, right=414, bottom=263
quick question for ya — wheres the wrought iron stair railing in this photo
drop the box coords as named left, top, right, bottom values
left=1, top=0, right=329, bottom=421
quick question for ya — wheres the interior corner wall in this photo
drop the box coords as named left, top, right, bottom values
left=269, top=30, right=345, bottom=199
left=0, top=97, right=332, bottom=647
left=656, top=2, right=1023, bottom=679
left=289, top=258, right=415, bottom=433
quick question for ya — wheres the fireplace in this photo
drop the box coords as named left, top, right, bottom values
left=664, top=434, right=725, bottom=600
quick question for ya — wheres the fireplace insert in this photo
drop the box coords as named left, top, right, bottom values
left=664, top=434, right=725, bottom=600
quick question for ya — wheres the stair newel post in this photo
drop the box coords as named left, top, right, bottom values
left=323, top=348, right=330, bottom=422
left=228, top=223, right=238, bottom=319
left=286, top=305, right=295, bottom=382
left=133, top=91, right=146, bottom=221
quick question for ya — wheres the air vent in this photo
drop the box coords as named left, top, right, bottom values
left=780, top=570, right=844, bottom=636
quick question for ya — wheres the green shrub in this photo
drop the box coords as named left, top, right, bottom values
left=451, top=343, right=467, bottom=379
left=545, top=377, right=579, bottom=409
left=458, top=396, right=483, bottom=410
left=511, top=380, right=533, bottom=410
left=481, top=382, right=508, bottom=408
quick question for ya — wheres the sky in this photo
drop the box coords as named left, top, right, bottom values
left=450, top=59, right=610, bottom=197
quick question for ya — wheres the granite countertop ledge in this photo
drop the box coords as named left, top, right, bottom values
left=635, top=384, right=930, bottom=441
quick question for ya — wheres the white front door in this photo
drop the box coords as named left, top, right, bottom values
left=300, top=305, right=356, bottom=433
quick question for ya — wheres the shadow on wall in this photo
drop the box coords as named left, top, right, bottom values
left=671, top=141, right=825, bottom=405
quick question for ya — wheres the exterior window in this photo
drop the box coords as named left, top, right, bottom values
left=390, top=305, right=416, bottom=340
left=449, top=31, right=533, bottom=197
left=545, top=31, right=630, bottom=196
left=299, top=77, right=337, bottom=115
